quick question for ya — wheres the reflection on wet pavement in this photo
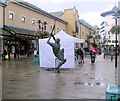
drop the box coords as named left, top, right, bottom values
left=2, top=55, right=116, bottom=99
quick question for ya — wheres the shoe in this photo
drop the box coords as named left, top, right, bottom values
left=58, top=70, right=60, bottom=73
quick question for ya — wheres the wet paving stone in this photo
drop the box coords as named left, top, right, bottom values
left=96, top=82, right=101, bottom=86
left=2, top=55, right=117, bottom=99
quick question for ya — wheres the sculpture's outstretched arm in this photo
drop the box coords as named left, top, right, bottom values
left=51, top=34, right=56, bottom=41
left=50, top=25, right=56, bottom=41
left=47, top=35, right=51, bottom=44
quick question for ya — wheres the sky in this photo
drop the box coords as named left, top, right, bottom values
left=23, top=0, right=120, bottom=27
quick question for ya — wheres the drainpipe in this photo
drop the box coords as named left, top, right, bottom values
left=3, top=4, right=6, bottom=25
left=79, top=23, right=81, bottom=39
left=2, top=3, right=6, bottom=53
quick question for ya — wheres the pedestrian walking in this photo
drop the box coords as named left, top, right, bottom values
left=0, top=50, right=2, bottom=64
left=80, top=48, right=85, bottom=63
left=89, top=43, right=97, bottom=63
left=5, top=51, right=9, bottom=61
left=77, top=47, right=84, bottom=64
left=3, top=49, right=7, bottom=61
left=110, top=46, right=114, bottom=61
left=16, top=47, right=19, bottom=58
left=103, top=46, right=107, bottom=58
left=8, top=48, right=11, bottom=60
left=34, top=48, right=37, bottom=57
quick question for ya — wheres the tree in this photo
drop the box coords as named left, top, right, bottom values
left=85, top=34, right=101, bottom=48
left=36, top=29, right=49, bottom=39
left=35, top=29, right=49, bottom=49
left=94, top=34, right=101, bottom=48
left=85, top=34, right=93, bottom=48
left=110, top=25, right=120, bottom=34
left=95, top=34, right=101, bottom=40
left=44, top=31, right=50, bottom=38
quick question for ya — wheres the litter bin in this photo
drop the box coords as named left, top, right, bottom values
left=33, top=54, right=39, bottom=65
left=106, top=84, right=120, bottom=101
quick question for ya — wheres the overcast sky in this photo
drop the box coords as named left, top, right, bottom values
left=23, top=0, right=120, bottom=27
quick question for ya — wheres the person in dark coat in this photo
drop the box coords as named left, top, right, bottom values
left=80, top=48, right=84, bottom=63
left=3, top=49, right=7, bottom=61
left=77, top=47, right=84, bottom=64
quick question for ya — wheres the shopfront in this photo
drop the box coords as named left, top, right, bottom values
left=2, top=25, right=38, bottom=59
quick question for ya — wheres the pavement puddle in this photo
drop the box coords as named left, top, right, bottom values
left=74, top=81, right=105, bottom=87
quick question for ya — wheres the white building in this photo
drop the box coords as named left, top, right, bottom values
left=100, top=21, right=105, bottom=43
left=100, top=5, right=120, bottom=46
left=118, top=1, right=120, bottom=45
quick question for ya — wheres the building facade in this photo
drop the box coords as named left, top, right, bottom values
left=100, top=5, right=120, bottom=46
left=51, top=7, right=94, bottom=47
left=61, top=7, right=79, bottom=37
left=0, top=2, right=6, bottom=53
left=1, top=0, right=95, bottom=59
left=79, top=19, right=94, bottom=41
left=100, top=21, right=105, bottom=43
left=5, top=1, right=67, bottom=32
left=3, top=0, right=67, bottom=57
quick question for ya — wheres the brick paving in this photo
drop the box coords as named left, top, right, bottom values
left=1, top=54, right=118, bottom=99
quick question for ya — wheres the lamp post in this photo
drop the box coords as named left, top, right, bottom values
left=38, top=19, right=41, bottom=30
left=101, top=6, right=120, bottom=68
left=37, top=20, right=44, bottom=38
left=101, top=7, right=120, bottom=99
left=114, top=16, right=118, bottom=67
left=72, top=31, right=76, bottom=37
left=37, top=20, right=47, bottom=33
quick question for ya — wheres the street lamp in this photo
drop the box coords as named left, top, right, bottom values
left=72, top=31, right=76, bottom=37
left=37, top=20, right=47, bottom=31
left=101, top=6, right=120, bottom=68
left=114, top=16, right=118, bottom=68
left=38, top=19, right=41, bottom=29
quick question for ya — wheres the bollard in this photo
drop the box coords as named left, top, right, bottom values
left=106, top=84, right=120, bottom=101
left=33, top=54, right=39, bottom=65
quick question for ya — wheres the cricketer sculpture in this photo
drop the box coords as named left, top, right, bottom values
left=47, top=25, right=66, bottom=73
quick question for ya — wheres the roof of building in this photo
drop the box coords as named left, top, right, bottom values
left=101, top=6, right=120, bottom=17
left=11, top=0, right=67, bottom=24
left=0, top=1, right=7, bottom=7
left=1, top=25, right=38, bottom=39
left=79, top=19, right=94, bottom=31
left=50, top=11, right=63, bottom=19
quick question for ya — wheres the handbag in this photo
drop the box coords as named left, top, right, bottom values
left=5, top=54, right=9, bottom=59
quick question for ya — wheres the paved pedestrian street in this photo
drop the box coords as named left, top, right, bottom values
left=1, top=55, right=119, bottom=99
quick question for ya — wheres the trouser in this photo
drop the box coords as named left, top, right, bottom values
left=111, top=54, right=113, bottom=61
left=78, top=55, right=81, bottom=63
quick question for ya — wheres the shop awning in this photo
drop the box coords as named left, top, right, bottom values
left=1, top=27, right=14, bottom=37
left=2, top=25, right=39, bottom=39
